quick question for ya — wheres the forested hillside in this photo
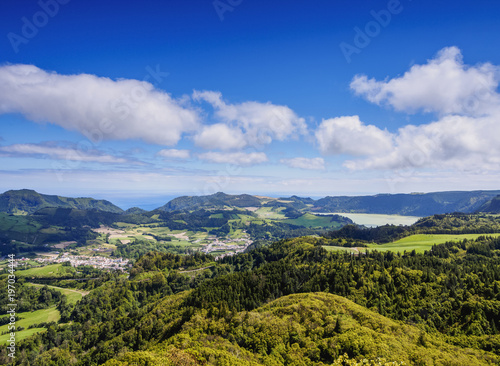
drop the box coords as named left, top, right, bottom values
left=2, top=233, right=500, bottom=365
left=0, top=190, right=123, bottom=215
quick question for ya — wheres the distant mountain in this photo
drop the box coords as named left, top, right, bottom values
left=124, top=207, right=148, bottom=215
left=4, top=189, right=500, bottom=217
left=0, top=189, right=124, bottom=214
left=157, top=190, right=500, bottom=216
left=477, top=195, right=500, bottom=214
left=157, top=192, right=262, bottom=211
left=312, top=190, right=500, bottom=216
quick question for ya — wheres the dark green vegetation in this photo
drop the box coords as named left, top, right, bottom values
left=3, top=190, right=500, bottom=364
left=158, top=192, right=262, bottom=211
left=0, top=189, right=123, bottom=215
left=0, top=277, right=66, bottom=313
left=0, top=212, right=98, bottom=255
left=326, top=212, right=500, bottom=244
left=2, top=232, right=500, bottom=365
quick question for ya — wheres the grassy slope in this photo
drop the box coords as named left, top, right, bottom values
left=16, top=263, right=76, bottom=278
left=283, top=213, right=344, bottom=228
left=26, top=283, right=88, bottom=305
left=255, top=206, right=286, bottom=219
left=0, top=307, right=60, bottom=343
left=0, top=213, right=41, bottom=233
left=0, top=283, right=88, bottom=343
left=366, top=233, right=500, bottom=253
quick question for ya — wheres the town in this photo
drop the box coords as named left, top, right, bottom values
left=33, top=253, right=131, bottom=271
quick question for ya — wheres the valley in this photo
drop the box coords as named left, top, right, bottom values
left=1, top=189, right=500, bottom=364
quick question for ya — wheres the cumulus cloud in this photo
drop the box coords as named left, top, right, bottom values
left=345, top=114, right=500, bottom=171
left=280, top=157, right=325, bottom=170
left=350, top=47, right=500, bottom=116
left=157, top=149, right=190, bottom=159
left=192, top=90, right=307, bottom=148
left=198, top=151, right=268, bottom=166
left=0, top=64, right=200, bottom=145
left=193, top=123, right=246, bottom=150
left=0, top=143, right=133, bottom=164
left=339, top=47, right=500, bottom=172
left=315, top=116, right=393, bottom=156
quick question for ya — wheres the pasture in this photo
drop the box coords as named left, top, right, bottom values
left=284, top=213, right=344, bottom=228
left=366, top=233, right=500, bottom=253
left=0, top=307, right=60, bottom=343
left=16, top=263, right=75, bottom=278
left=26, top=283, right=88, bottom=305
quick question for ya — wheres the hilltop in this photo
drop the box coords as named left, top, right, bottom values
left=0, top=189, right=123, bottom=215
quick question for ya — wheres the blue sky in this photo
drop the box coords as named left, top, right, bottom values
left=0, top=0, right=500, bottom=208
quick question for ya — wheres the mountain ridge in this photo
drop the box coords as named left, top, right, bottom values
left=157, top=190, right=500, bottom=216
left=3, top=189, right=500, bottom=217
left=478, top=195, right=500, bottom=214
left=0, top=189, right=123, bottom=214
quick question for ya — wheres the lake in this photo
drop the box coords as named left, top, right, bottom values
left=317, top=213, right=421, bottom=227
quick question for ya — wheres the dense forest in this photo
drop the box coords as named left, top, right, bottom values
left=325, top=213, right=500, bottom=243
left=2, top=231, right=500, bottom=365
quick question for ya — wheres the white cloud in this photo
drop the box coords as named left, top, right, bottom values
left=193, top=123, right=246, bottom=150
left=316, top=116, right=393, bottom=156
left=350, top=46, right=500, bottom=116
left=0, top=143, right=132, bottom=164
left=157, top=149, right=191, bottom=159
left=0, top=64, right=200, bottom=145
left=343, top=47, right=500, bottom=172
left=198, top=151, right=268, bottom=166
left=192, top=90, right=307, bottom=148
left=280, top=157, right=325, bottom=170
left=345, top=114, right=500, bottom=171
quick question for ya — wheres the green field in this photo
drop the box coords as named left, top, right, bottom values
left=283, top=213, right=343, bottom=228
left=0, top=212, right=41, bottom=233
left=0, top=307, right=60, bottom=343
left=26, top=283, right=88, bottom=305
left=0, top=283, right=89, bottom=343
left=16, top=263, right=75, bottom=278
left=366, top=233, right=500, bottom=253
left=255, top=207, right=286, bottom=219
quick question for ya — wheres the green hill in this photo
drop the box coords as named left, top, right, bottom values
left=157, top=190, right=500, bottom=217
left=6, top=234, right=500, bottom=365
left=0, top=189, right=123, bottom=214
left=101, top=292, right=496, bottom=366
left=158, top=192, right=263, bottom=211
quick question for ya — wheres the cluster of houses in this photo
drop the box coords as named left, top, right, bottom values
left=35, top=253, right=131, bottom=271
left=201, top=236, right=253, bottom=259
